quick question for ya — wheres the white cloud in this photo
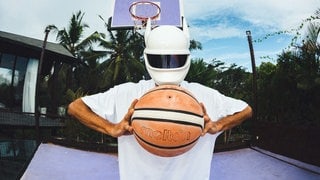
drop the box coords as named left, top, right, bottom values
left=185, top=0, right=319, bottom=28
left=190, top=24, right=243, bottom=41
left=185, top=0, right=319, bottom=41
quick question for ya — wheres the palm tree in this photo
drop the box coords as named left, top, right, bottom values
left=190, top=39, right=202, bottom=51
left=53, top=10, right=103, bottom=89
left=56, top=10, right=89, bottom=57
left=186, top=59, right=222, bottom=87
left=45, top=11, right=104, bottom=110
left=91, top=16, right=145, bottom=89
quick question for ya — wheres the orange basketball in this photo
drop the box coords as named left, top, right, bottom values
left=131, top=85, right=204, bottom=157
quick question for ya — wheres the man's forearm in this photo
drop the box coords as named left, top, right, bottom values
left=68, top=98, right=115, bottom=135
left=215, top=106, right=252, bottom=132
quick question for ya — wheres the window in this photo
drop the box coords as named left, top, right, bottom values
left=14, top=56, right=28, bottom=108
left=0, top=53, right=29, bottom=110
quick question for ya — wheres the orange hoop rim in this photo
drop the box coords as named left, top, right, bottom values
left=129, top=1, right=161, bottom=21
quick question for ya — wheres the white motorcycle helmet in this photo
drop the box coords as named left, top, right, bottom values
left=144, top=18, right=190, bottom=85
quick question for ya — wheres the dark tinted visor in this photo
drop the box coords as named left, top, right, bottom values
left=147, top=55, right=188, bottom=68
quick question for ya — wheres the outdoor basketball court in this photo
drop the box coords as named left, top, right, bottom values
left=21, top=143, right=320, bottom=180
left=20, top=0, right=320, bottom=179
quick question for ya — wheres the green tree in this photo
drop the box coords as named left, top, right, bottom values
left=90, top=17, right=146, bottom=90
left=257, top=21, right=320, bottom=126
left=255, top=62, right=277, bottom=122
left=46, top=11, right=104, bottom=107
left=186, top=58, right=223, bottom=87
left=56, top=11, right=99, bottom=58
left=214, top=64, right=251, bottom=100
left=190, top=39, right=202, bottom=51
left=54, top=10, right=102, bottom=88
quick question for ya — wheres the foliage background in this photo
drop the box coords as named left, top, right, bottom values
left=33, top=9, right=320, bottom=165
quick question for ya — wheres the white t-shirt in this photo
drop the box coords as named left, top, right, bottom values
left=82, top=80, right=248, bottom=180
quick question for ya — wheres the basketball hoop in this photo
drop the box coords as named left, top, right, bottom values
left=110, top=0, right=181, bottom=31
left=129, top=1, right=161, bottom=30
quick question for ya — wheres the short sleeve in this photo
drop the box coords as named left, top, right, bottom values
left=214, top=93, right=248, bottom=118
left=81, top=89, right=117, bottom=123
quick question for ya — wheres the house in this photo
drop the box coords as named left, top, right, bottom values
left=0, top=30, right=77, bottom=127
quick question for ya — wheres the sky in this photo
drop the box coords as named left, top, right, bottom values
left=0, top=0, right=319, bottom=71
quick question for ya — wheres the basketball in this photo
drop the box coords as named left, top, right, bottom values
left=131, top=85, right=204, bottom=157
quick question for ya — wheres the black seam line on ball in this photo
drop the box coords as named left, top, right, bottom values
left=134, top=132, right=200, bottom=149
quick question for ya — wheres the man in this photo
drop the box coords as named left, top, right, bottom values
left=68, top=19, right=252, bottom=180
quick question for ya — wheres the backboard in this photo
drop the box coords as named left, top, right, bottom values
left=109, top=0, right=182, bottom=30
